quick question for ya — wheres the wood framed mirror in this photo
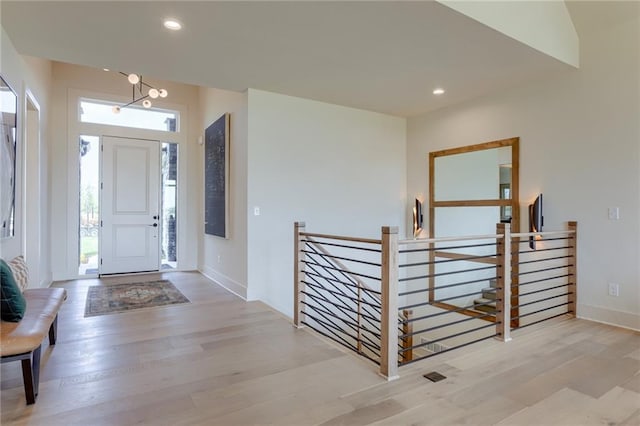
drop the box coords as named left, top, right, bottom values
left=427, top=137, right=520, bottom=323
left=429, top=137, right=519, bottom=237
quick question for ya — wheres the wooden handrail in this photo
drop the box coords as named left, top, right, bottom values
left=300, top=232, right=381, bottom=245
left=510, top=230, right=576, bottom=238
left=399, top=233, right=503, bottom=245
left=399, top=230, right=574, bottom=246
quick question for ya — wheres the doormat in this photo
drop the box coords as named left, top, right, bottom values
left=84, top=280, right=190, bottom=317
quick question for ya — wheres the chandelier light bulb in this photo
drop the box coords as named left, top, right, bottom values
left=159, top=89, right=168, bottom=98
left=148, top=88, right=159, bottom=99
left=142, top=99, right=152, bottom=108
left=127, top=73, right=140, bottom=85
left=112, top=105, right=121, bottom=114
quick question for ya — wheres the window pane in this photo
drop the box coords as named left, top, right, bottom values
left=161, top=143, right=178, bottom=270
left=79, top=135, right=100, bottom=275
left=80, top=100, right=178, bottom=132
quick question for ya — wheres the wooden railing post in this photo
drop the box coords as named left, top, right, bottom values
left=495, top=223, right=512, bottom=342
left=380, top=226, right=399, bottom=380
left=567, top=221, right=578, bottom=317
left=293, top=222, right=306, bottom=328
left=401, top=309, right=413, bottom=363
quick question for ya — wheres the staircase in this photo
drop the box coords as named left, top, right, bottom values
left=473, top=279, right=497, bottom=314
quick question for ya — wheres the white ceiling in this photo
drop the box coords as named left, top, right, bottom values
left=1, top=1, right=634, bottom=117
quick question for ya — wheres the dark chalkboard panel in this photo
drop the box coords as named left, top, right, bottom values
left=204, top=113, right=229, bottom=238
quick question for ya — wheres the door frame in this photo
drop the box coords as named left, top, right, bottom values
left=66, top=88, right=188, bottom=279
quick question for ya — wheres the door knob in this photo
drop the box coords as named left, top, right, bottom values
left=153, top=215, right=159, bottom=220
left=149, top=223, right=158, bottom=227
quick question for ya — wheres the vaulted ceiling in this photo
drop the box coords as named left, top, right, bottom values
left=1, top=1, right=635, bottom=117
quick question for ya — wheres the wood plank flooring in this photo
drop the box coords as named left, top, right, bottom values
left=1, top=272, right=638, bottom=425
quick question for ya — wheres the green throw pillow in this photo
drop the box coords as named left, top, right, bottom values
left=1, top=258, right=26, bottom=322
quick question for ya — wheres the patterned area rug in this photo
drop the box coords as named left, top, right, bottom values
left=84, top=280, right=190, bottom=317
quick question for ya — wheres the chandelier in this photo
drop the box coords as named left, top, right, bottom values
left=112, top=72, right=168, bottom=114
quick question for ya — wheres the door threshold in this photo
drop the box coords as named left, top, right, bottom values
left=99, top=270, right=161, bottom=278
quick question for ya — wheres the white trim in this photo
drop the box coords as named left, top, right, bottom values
left=23, top=88, right=42, bottom=287
left=577, top=303, right=640, bottom=332
left=199, top=265, right=247, bottom=300
left=65, top=87, right=189, bottom=280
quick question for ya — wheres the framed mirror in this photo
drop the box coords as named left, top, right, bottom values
left=427, top=138, right=520, bottom=324
left=429, top=137, right=519, bottom=237
left=0, top=76, right=17, bottom=238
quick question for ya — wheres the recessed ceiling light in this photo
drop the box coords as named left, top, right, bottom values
left=433, top=88, right=445, bottom=95
left=103, top=68, right=110, bottom=72
left=163, top=19, right=182, bottom=31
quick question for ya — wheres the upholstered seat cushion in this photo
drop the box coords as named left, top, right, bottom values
left=0, top=288, right=67, bottom=357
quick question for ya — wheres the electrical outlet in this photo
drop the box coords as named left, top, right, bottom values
left=608, top=283, right=619, bottom=297
left=217, top=255, right=221, bottom=263
left=254, top=207, right=260, bottom=216
left=608, top=207, right=620, bottom=220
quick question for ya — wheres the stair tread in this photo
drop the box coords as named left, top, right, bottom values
left=482, top=288, right=497, bottom=300
left=474, top=304, right=497, bottom=313
left=473, top=297, right=497, bottom=314
left=474, top=297, right=495, bottom=303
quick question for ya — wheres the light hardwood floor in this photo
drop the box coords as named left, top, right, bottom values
left=1, top=272, right=638, bottom=425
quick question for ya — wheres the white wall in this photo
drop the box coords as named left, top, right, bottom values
left=247, top=89, right=407, bottom=317
left=49, top=63, right=201, bottom=280
left=438, top=0, right=579, bottom=67
left=407, top=17, right=640, bottom=330
left=1, top=28, right=53, bottom=288
left=198, top=87, right=249, bottom=298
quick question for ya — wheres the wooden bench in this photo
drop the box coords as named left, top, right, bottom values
left=1, top=287, right=67, bottom=404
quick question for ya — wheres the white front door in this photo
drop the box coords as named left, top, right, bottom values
left=100, top=136, right=160, bottom=274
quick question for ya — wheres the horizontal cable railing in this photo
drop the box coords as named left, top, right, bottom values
left=396, top=233, right=502, bottom=366
left=509, top=222, right=577, bottom=330
left=294, top=221, right=577, bottom=380
left=294, top=222, right=385, bottom=369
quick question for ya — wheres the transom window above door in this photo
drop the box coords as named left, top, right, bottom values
left=79, top=99, right=179, bottom=132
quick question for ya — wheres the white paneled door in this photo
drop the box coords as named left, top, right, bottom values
left=100, top=136, right=160, bottom=274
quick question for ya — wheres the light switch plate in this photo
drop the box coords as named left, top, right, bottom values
left=608, top=207, right=620, bottom=220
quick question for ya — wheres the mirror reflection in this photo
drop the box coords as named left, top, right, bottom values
left=434, top=146, right=512, bottom=202
left=499, top=164, right=512, bottom=221
left=0, top=76, right=17, bottom=238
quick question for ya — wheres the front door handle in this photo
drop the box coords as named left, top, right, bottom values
left=149, top=223, right=158, bottom=227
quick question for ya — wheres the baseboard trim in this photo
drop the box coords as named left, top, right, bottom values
left=199, top=266, right=247, bottom=300
left=577, top=303, right=640, bottom=332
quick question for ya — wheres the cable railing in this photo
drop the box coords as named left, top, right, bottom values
left=396, top=233, right=502, bottom=365
left=509, top=222, right=577, bottom=330
left=294, top=223, right=385, bottom=368
left=293, top=221, right=577, bottom=380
